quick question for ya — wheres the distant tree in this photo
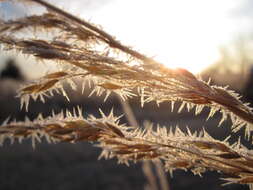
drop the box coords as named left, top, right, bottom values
left=0, top=58, right=24, bottom=80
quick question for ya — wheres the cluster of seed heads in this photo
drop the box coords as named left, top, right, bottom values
left=1, top=108, right=253, bottom=185
left=1, top=0, right=253, bottom=188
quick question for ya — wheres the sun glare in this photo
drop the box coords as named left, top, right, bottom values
left=0, top=0, right=242, bottom=75
left=85, top=0, right=239, bottom=74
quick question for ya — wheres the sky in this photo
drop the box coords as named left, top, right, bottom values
left=0, top=0, right=253, bottom=74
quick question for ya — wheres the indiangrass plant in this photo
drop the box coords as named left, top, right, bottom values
left=1, top=0, right=253, bottom=188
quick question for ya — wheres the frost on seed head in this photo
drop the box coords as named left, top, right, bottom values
left=1, top=0, right=253, bottom=188
left=0, top=107, right=245, bottom=185
left=2, top=16, right=253, bottom=139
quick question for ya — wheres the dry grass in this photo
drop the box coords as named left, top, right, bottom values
left=1, top=108, right=253, bottom=185
left=1, top=0, right=253, bottom=188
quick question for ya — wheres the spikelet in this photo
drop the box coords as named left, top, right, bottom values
left=1, top=108, right=253, bottom=185
left=1, top=1, right=253, bottom=138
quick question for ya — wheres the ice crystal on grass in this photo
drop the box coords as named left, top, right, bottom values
left=3, top=29, right=252, bottom=135
left=1, top=108, right=253, bottom=185
left=1, top=0, right=253, bottom=189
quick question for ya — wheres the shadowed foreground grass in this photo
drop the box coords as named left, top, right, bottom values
left=0, top=81, right=249, bottom=190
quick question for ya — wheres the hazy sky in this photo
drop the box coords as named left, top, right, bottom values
left=0, top=0, right=253, bottom=73
left=234, top=0, right=253, bottom=18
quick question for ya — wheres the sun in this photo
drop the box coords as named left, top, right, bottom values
left=85, top=0, right=239, bottom=74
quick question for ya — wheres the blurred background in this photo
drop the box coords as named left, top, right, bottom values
left=0, top=0, right=253, bottom=190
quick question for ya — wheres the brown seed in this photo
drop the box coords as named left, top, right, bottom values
left=216, top=153, right=241, bottom=159
left=105, top=122, right=125, bottom=137
left=64, top=120, right=91, bottom=129
left=170, top=161, right=190, bottom=168
left=37, top=79, right=59, bottom=92
left=21, top=84, right=42, bottom=93
left=235, top=160, right=253, bottom=169
left=131, top=144, right=152, bottom=150
left=51, top=128, right=74, bottom=135
left=45, top=124, right=63, bottom=132
left=237, top=176, right=253, bottom=184
left=14, top=129, right=30, bottom=136
left=173, top=68, right=196, bottom=79
left=45, top=72, right=68, bottom=79
left=99, top=82, right=122, bottom=90
left=115, top=150, right=133, bottom=155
